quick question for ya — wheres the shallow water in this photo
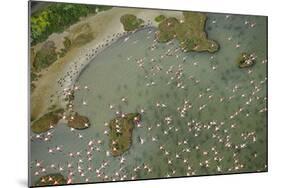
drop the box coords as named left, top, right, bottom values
left=30, top=12, right=267, bottom=185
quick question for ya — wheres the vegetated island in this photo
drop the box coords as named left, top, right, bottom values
left=154, top=14, right=166, bottom=23
left=31, top=109, right=91, bottom=133
left=155, top=12, right=219, bottom=53
left=67, top=112, right=90, bottom=130
left=35, top=173, right=67, bottom=186
left=109, top=113, right=141, bottom=156
left=31, top=99, right=91, bottom=134
left=236, top=52, right=257, bottom=68
left=31, top=85, right=91, bottom=134
left=31, top=108, right=64, bottom=134
left=120, top=14, right=144, bottom=31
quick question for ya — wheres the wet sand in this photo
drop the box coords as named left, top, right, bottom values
left=31, top=7, right=183, bottom=120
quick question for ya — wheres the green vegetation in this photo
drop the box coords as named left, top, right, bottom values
left=156, top=12, right=219, bottom=53
left=30, top=47, right=35, bottom=66
left=157, top=17, right=179, bottom=42
left=120, top=14, right=144, bottom=31
left=31, top=105, right=91, bottom=132
left=155, top=15, right=166, bottom=22
left=109, top=113, right=141, bottom=156
left=236, top=52, right=256, bottom=68
left=33, top=41, right=58, bottom=72
left=31, top=71, right=39, bottom=82
left=35, top=173, right=67, bottom=186
left=30, top=71, right=41, bottom=92
left=32, top=23, right=95, bottom=73
left=31, top=3, right=111, bottom=45
left=30, top=3, right=105, bottom=91
left=30, top=41, right=57, bottom=93
left=31, top=108, right=64, bottom=133
left=70, top=23, right=95, bottom=47
left=67, top=112, right=91, bottom=130
left=31, top=14, right=96, bottom=91
left=30, top=47, right=38, bottom=92
left=63, top=36, right=72, bottom=49
left=58, top=37, right=72, bottom=57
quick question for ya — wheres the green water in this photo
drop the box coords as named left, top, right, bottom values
left=30, top=13, right=267, bottom=185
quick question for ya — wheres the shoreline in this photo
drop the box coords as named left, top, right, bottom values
left=31, top=7, right=183, bottom=120
left=54, top=26, right=157, bottom=114
left=73, top=26, right=156, bottom=85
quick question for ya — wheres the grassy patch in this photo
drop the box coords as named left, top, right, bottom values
left=31, top=71, right=38, bottom=82
left=33, top=41, right=58, bottom=72
left=31, top=108, right=64, bottom=133
left=58, top=24, right=95, bottom=58
left=155, top=15, right=166, bottom=22
left=109, top=113, right=141, bottom=156
left=67, top=112, right=90, bottom=130
left=156, top=12, right=219, bottom=53
left=236, top=52, right=256, bottom=68
left=70, top=23, right=95, bottom=47
left=35, top=173, right=66, bottom=186
left=120, top=14, right=144, bottom=31
left=58, top=37, right=72, bottom=58
left=157, top=17, right=179, bottom=42
left=31, top=3, right=111, bottom=45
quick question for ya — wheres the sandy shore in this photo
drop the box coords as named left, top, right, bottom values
left=31, top=7, right=183, bottom=120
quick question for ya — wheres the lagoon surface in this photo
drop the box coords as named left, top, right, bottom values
left=30, top=12, right=267, bottom=184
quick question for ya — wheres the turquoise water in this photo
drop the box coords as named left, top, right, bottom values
left=30, top=12, right=267, bottom=185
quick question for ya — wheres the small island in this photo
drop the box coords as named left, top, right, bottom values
left=31, top=108, right=90, bottom=133
left=236, top=52, right=257, bottom=68
left=109, top=113, right=141, bottom=156
left=67, top=112, right=91, bottom=130
left=120, top=14, right=144, bottom=31
left=156, top=12, right=219, bottom=53
left=31, top=108, right=64, bottom=134
left=154, top=15, right=166, bottom=23
left=35, top=173, right=67, bottom=186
